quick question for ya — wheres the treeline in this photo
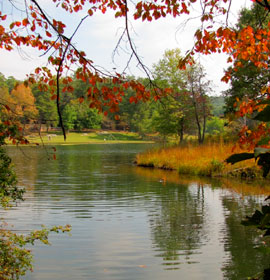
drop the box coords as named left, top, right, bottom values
left=0, top=67, right=225, bottom=142
left=0, top=73, right=103, bottom=132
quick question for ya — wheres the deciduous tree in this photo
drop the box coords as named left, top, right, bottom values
left=9, top=83, right=38, bottom=127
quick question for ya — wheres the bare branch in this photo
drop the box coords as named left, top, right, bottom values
left=123, top=0, right=152, bottom=80
left=226, top=0, right=233, bottom=26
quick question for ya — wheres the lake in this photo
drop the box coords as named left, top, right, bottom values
left=2, top=144, right=270, bottom=280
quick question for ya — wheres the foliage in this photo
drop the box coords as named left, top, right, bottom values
left=0, top=147, right=23, bottom=208
left=0, top=147, right=71, bottom=280
left=223, top=4, right=270, bottom=115
left=0, top=223, right=71, bottom=280
left=0, top=102, right=71, bottom=279
left=223, top=3, right=270, bottom=272
left=209, top=96, right=225, bottom=117
left=31, top=83, right=59, bottom=130
left=152, top=49, right=211, bottom=143
left=0, top=138, right=71, bottom=279
left=9, top=84, right=38, bottom=125
left=185, top=64, right=211, bottom=143
left=206, top=116, right=225, bottom=135
left=152, top=49, right=191, bottom=142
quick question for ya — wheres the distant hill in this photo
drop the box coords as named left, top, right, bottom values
left=210, top=96, right=225, bottom=117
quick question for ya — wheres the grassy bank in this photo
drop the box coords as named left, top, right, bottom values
left=135, top=142, right=261, bottom=178
left=24, top=131, right=153, bottom=145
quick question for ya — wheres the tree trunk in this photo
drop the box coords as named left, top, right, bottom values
left=178, top=118, right=184, bottom=144
left=201, top=103, right=206, bottom=144
left=192, top=90, right=202, bottom=144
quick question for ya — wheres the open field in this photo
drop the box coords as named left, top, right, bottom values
left=24, top=131, right=153, bottom=145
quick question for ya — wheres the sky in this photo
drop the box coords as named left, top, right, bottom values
left=0, top=0, right=252, bottom=95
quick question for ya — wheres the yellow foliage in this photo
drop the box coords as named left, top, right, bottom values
left=9, top=83, right=38, bottom=121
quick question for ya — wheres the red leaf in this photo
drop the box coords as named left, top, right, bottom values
left=79, top=96, right=84, bottom=103
left=46, top=31, right=52, bottom=37
left=4, top=105, right=10, bottom=111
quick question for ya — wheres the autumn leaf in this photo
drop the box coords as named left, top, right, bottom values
left=46, top=31, right=52, bottom=37
left=22, top=18, right=29, bottom=26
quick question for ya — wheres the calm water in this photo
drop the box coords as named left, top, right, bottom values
left=2, top=144, right=270, bottom=280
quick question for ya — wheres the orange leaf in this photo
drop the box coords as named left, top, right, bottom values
left=22, top=18, right=29, bottom=26
left=0, top=25, right=5, bottom=35
left=46, top=31, right=52, bottom=37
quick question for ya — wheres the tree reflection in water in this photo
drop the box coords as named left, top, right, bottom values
left=149, top=183, right=207, bottom=270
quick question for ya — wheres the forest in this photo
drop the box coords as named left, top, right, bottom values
left=0, top=62, right=225, bottom=144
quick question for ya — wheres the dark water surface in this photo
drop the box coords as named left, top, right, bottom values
left=2, top=144, right=270, bottom=280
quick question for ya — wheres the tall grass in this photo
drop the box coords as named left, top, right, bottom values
left=136, top=141, right=260, bottom=177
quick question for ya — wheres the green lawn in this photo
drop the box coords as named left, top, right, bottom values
left=25, top=131, right=153, bottom=145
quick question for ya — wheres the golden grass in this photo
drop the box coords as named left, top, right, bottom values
left=135, top=142, right=260, bottom=177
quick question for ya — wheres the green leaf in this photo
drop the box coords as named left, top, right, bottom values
left=225, top=153, right=254, bottom=165
left=253, top=105, right=270, bottom=122
left=257, top=136, right=270, bottom=146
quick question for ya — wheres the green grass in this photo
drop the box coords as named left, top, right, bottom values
left=24, top=131, right=153, bottom=145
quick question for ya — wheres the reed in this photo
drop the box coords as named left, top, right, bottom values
left=136, top=142, right=260, bottom=177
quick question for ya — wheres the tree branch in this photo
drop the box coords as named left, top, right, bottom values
left=123, top=0, right=152, bottom=80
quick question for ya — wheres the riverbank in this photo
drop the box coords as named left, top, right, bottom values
left=23, top=131, right=154, bottom=145
left=135, top=142, right=263, bottom=179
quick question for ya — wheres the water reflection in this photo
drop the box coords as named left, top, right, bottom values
left=2, top=144, right=270, bottom=280
left=149, top=183, right=206, bottom=270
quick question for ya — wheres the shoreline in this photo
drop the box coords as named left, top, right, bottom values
left=7, top=131, right=156, bottom=146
